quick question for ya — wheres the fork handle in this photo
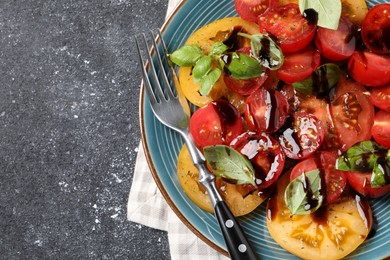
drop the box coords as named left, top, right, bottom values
left=214, top=201, right=258, bottom=260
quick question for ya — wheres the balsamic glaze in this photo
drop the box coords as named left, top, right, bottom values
left=222, top=26, right=244, bottom=51
left=303, top=9, right=319, bottom=26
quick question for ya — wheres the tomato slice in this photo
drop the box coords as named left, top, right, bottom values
left=277, top=45, right=321, bottom=84
left=369, top=84, right=390, bottom=111
left=278, top=112, right=325, bottom=160
left=330, top=76, right=375, bottom=151
left=347, top=171, right=390, bottom=198
left=290, top=151, right=347, bottom=205
left=230, top=131, right=285, bottom=190
left=372, top=110, right=390, bottom=148
left=361, top=3, right=390, bottom=54
left=244, top=88, right=289, bottom=133
left=235, top=0, right=278, bottom=23
left=258, top=4, right=316, bottom=53
left=315, top=16, right=355, bottom=61
left=267, top=172, right=372, bottom=260
left=348, top=51, right=390, bottom=87
left=189, top=100, right=243, bottom=149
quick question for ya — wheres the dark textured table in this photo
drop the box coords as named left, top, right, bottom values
left=0, top=0, right=170, bottom=259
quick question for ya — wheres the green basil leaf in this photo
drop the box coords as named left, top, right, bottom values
left=299, top=0, right=342, bottom=30
left=203, top=145, right=256, bottom=187
left=284, top=169, right=324, bottom=215
left=238, top=33, right=284, bottom=70
left=225, top=53, right=263, bottom=79
left=292, top=63, right=342, bottom=97
left=209, top=42, right=229, bottom=56
left=336, top=141, right=390, bottom=173
left=199, top=68, right=222, bottom=96
left=170, top=45, right=204, bottom=67
left=371, top=158, right=389, bottom=188
left=192, top=56, right=212, bottom=83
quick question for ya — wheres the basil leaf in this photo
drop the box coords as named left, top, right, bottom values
left=299, top=0, right=342, bottom=30
left=292, top=63, right=342, bottom=97
left=209, top=42, right=229, bottom=56
left=170, top=45, right=204, bottom=67
left=225, top=53, right=263, bottom=79
left=192, top=56, right=212, bottom=83
left=203, top=145, right=257, bottom=187
left=371, top=158, right=389, bottom=188
left=199, top=68, right=222, bottom=96
left=238, top=33, right=284, bottom=70
left=284, top=169, right=324, bottom=215
left=336, top=141, right=390, bottom=173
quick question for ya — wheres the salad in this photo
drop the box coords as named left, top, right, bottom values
left=168, top=0, right=390, bottom=258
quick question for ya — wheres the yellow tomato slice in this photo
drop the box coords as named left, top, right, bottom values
left=179, top=17, right=260, bottom=107
left=177, top=144, right=269, bottom=216
left=267, top=173, right=373, bottom=260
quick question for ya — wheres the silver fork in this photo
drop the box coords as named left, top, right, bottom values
left=135, top=30, right=258, bottom=260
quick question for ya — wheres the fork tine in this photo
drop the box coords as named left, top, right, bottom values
left=150, top=30, right=176, bottom=100
left=135, top=35, right=158, bottom=105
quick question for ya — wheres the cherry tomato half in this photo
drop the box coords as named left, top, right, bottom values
left=244, top=88, right=289, bottom=133
left=235, top=0, right=278, bottom=23
left=189, top=100, right=243, bottom=149
left=230, top=131, right=285, bottom=190
left=348, top=51, right=390, bottom=87
left=361, top=3, right=390, bottom=54
left=330, top=77, right=375, bottom=151
left=278, top=112, right=325, bottom=160
left=315, top=16, right=356, bottom=61
left=258, top=4, right=316, bottom=53
left=371, top=110, right=390, bottom=148
left=277, top=45, right=321, bottom=84
left=290, top=151, right=347, bottom=205
left=369, top=84, right=390, bottom=111
left=347, top=171, right=390, bottom=198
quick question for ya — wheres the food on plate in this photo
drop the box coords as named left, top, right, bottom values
left=168, top=0, right=390, bottom=257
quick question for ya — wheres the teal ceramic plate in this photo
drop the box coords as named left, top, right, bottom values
left=140, top=0, right=390, bottom=258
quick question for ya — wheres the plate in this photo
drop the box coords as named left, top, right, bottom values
left=139, top=0, right=390, bottom=258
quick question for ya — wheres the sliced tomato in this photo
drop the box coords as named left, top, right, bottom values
left=278, top=112, right=325, bottom=160
left=330, top=76, right=375, bottom=151
left=347, top=171, right=390, bottom=198
left=258, top=4, right=316, bottom=53
left=290, top=151, right=347, bottom=205
left=277, top=45, right=321, bottom=84
left=371, top=110, right=390, bottom=148
left=235, top=0, right=278, bottom=23
left=370, top=84, right=390, bottom=111
left=230, top=131, right=285, bottom=190
left=244, top=88, right=289, bottom=133
left=315, top=16, right=355, bottom=61
left=361, top=3, right=390, bottom=54
left=189, top=100, right=243, bottom=149
left=267, top=172, right=372, bottom=260
left=348, top=51, right=390, bottom=87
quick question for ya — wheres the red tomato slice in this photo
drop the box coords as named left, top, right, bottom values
left=277, top=45, right=321, bottom=84
left=315, top=16, right=355, bottom=61
left=290, top=151, right=347, bottom=205
left=235, top=0, right=278, bottom=23
left=361, top=3, right=390, bottom=54
left=372, top=110, right=390, bottom=148
left=258, top=4, right=316, bottom=53
left=189, top=100, right=243, bottom=149
left=330, top=77, right=375, bottom=151
left=278, top=112, right=325, bottom=160
left=244, top=88, right=289, bottom=133
left=230, top=131, right=285, bottom=190
left=347, top=171, right=390, bottom=198
left=348, top=51, right=390, bottom=87
left=370, top=84, right=390, bottom=111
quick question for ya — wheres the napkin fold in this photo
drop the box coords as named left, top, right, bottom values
left=128, top=1, right=229, bottom=258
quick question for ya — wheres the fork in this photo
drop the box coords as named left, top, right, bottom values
left=135, top=30, right=258, bottom=260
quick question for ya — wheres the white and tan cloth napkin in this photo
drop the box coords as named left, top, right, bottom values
left=127, top=0, right=229, bottom=259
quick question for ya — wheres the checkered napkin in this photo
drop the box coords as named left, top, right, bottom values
left=127, top=1, right=229, bottom=259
